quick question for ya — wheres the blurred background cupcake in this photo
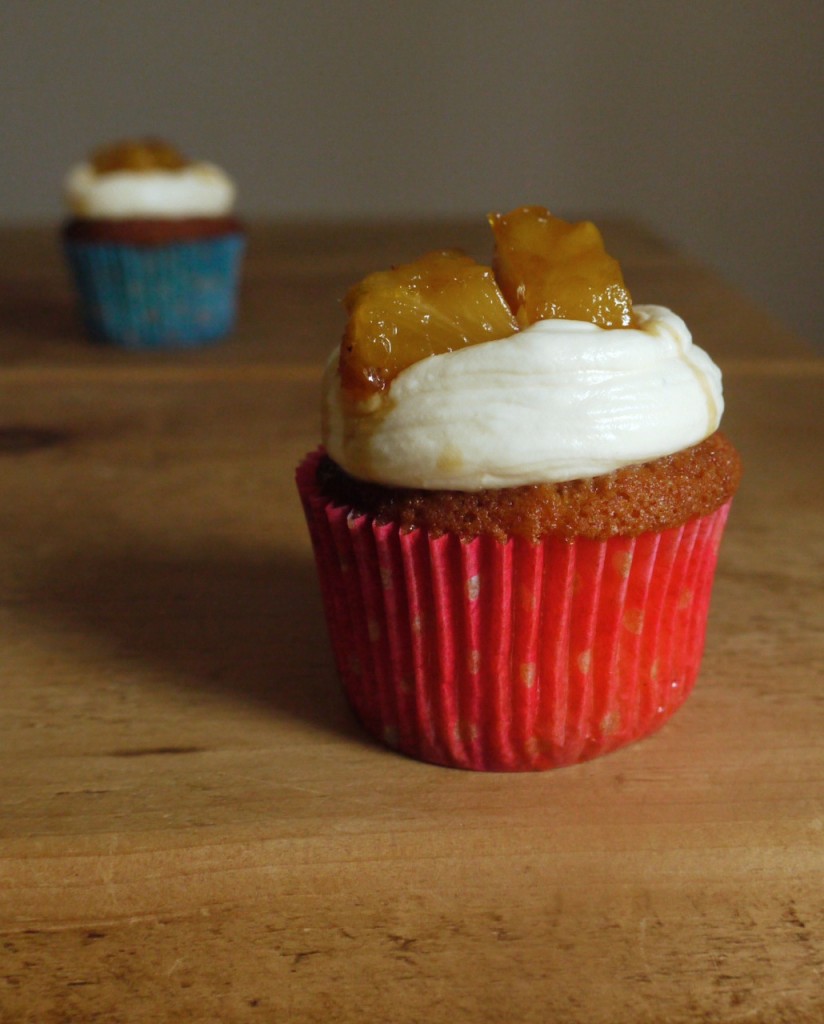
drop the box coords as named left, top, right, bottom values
left=62, top=137, right=245, bottom=349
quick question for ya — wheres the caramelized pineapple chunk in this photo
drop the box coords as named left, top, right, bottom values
left=340, top=250, right=518, bottom=398
left=339, top=207, right=635, bottom=399
left=489, top=206, right=633, bottom=328
left=90, top=138, right=189, bottom=173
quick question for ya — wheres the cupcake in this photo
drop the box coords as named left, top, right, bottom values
left=62, top=138, right=244, bottom=348
left=297, top=206, right=742, bottom=771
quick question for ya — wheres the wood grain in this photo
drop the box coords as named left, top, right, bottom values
left=0, top=222, right=821, bottom=1023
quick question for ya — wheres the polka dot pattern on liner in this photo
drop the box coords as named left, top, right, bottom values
left=297, top=449, right=730, bottom=771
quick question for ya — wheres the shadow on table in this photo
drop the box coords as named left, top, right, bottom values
left=32, top=542, right=361, bottom=743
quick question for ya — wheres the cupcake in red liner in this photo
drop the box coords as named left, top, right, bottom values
left=62, top=138, right=244, bottom=349
left=298, top=207, right=742, bottom=771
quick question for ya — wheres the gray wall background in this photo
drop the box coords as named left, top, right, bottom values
left=2, top=0, right=821, bottom=344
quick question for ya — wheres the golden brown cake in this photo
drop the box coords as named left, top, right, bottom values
left=316, top=431, right=741, bottom=543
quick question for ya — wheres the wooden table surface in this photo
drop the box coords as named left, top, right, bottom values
left=0, top=221, right=821, bottom=1023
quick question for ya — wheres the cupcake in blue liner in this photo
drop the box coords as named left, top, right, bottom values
left=62, top=138, right=245, bottom=349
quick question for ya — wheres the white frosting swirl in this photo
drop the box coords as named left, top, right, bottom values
left=323, top=305, right=723, bottom=490
left=65, top=162, right=236, bottom=218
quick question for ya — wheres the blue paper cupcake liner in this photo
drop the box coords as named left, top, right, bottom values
left=64, top=234, right=245, bottom=349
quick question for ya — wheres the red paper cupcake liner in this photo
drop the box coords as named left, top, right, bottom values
left=297, top=449, right=732, bottom=771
